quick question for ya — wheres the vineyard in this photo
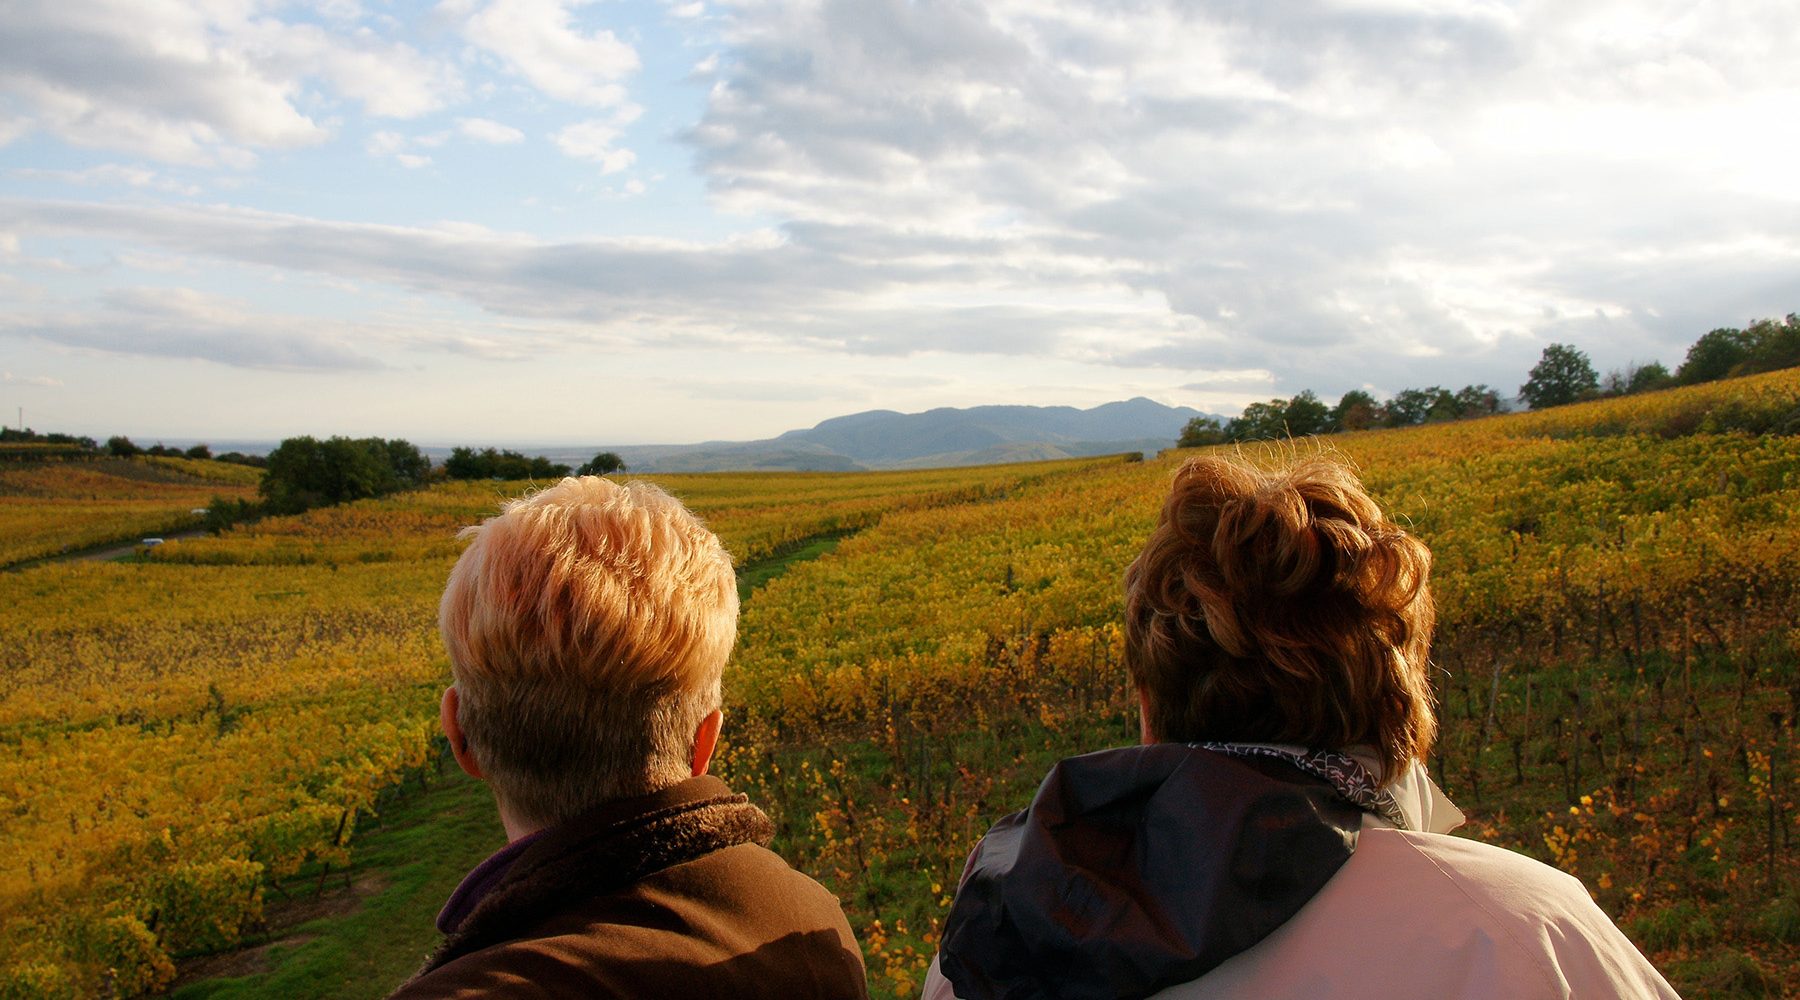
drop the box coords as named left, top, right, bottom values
left=0, top=458, right=1108, bottom=997
left=2, top=370, right=1798, bottom=998
left=0, top=458, right=260, bottom=568
left=718, top=370, right=1800, bottom=999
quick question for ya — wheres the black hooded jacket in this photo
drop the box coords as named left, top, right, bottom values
left=937, top=744, right=1368, bottom=1000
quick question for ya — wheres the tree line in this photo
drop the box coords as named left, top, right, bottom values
left=441, top=446, right=625, bottom=481
left=3, top=426, right=630, bottom=532
left=258, top=441, right=627, bottom=515
left=1183, top=311, right=1800, bottom=446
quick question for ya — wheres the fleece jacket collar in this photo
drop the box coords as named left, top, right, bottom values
left=415, top=774, right=775, bottom=978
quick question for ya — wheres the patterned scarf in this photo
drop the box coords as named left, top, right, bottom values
left=1195, top=743, right=1411, bottom=830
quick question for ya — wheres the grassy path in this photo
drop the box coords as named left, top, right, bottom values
left=172, top=529, right=851, bottom=999
left=172, top=771, right=500, bottom=999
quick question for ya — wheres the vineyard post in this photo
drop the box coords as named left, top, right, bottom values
left=1770, top=711, right=1783, bottom=894
left=1681, top=598, right=1692, bottom=700
left=1589, top=580, right=1604, bottom=663
left=1629, top=598, right=1644, bottom=666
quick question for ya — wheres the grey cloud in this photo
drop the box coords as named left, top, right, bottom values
left=6, top=0, right=1800, bottom=410
left=675, top=0, right=1800, bottom=407
left=0, top=286, right=572, bottom=373
left=10, top=317, right=385, bottom=373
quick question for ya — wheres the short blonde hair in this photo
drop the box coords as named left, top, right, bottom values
left=1123, top=455, right=1436, bottom=780
left=439, top=476, right=738, bottom=826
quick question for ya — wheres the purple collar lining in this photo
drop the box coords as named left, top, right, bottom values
left=437, top=829, right=548, bottom=935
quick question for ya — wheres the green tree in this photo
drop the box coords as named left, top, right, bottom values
left=443, top=446, right=485, bottom=480
left=1281, top=390, right=1332, bottom=436
left=1519, top=344, right=1599, bottom=409
left=1380, top=387, right=1441, bottom=427
left=1627, top=362, right=1673, bottom=394
left=107, top=435, right=140, bottom=458
left=1734, top=314, right=1800, bottom=376
left=444, top=446, right=572, bottom=480
left=1423, top=388, right=1462, bottom=423
left=1676, top=327, right=1754, bottom=385
left=184, top=443, right=212, bottom=460
left=260, top=435, right=427, bottom=514
left=1226, top=400, right=1289, bottom=441
left=1331, top=390, right=1378, bottom=431
left=1452, top=384, right=1501, bottom=418
left=577, top=451, right=628, bottom=475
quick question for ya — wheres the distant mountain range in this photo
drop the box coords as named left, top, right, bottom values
left=595, top=397, right=1221, bottom=472
left=163, top=398, right=1222, bottom=473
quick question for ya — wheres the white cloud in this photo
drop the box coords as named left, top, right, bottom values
left=365, top=131, right=433, bottom=168
left=458, top=117, right=526, bottom=144
left=0, top=117, right=30, bottom=146
left=669, top=0, right=1800, bottom=394
left=0, top=0, right=459, bottom=164
left=11, top=164, right=201, bottom=196
left=457, top=0, right=640, bottom=107
left=553, top=120, right=636, bottom=173
left=5, top=0, right=1800, bottom=422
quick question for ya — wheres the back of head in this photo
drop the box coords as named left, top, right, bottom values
left=439, top=476, right=738, bottom=827
left=1124, top=454, right=1436, bottom=779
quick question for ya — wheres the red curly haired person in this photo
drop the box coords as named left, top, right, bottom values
left=924, top=455, right=1678, bottom=1000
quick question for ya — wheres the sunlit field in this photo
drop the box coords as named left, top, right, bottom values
left=0, top=457, right=1111, bottom=997
left=0, top=457, right=259, bottom=568
left=4, top=372, right=1799, bottom=997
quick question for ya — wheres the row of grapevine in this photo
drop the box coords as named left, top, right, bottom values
left=0, top=458, right=1113, bottom=996
left=719, top=370, right=1800, bottom=998
left=0, top=458, right=259, bottom=567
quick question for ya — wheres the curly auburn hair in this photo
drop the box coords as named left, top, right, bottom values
left=1123, top=454, right=1437, bottom=780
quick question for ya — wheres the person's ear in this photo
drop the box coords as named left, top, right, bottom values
left=1137, top=687, right=1156, bottom=745
left=440, top=685, right=486, bottom=780
left=690, top=709, right=724, bottom=777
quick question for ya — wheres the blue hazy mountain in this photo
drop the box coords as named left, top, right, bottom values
left=600, top=397, right=1218, bottom=472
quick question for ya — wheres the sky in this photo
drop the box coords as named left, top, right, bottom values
left=2, top=0, right=1797, bottom=447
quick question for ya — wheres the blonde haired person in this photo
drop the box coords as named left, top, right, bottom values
left=391, top=476, right=867, bottom=999
left=923, top=455, right=1678, bottom=1000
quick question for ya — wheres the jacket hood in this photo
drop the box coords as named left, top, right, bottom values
left=938, top=744, right=1366, bottom=1000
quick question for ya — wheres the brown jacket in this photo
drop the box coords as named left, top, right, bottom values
left=390, top=775, right=868, bottom=999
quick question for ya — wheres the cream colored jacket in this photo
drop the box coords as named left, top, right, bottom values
left=923, top=754, right=1680, bottom=1000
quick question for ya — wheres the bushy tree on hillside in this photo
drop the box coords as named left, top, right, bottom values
left=1223, top=391, right=1333, bottom=441
left=1332, top=390, right=1378, bottom=431
left=380, top=439, right=430, bottom=485
left=0, top=428, right=98, bottom=449
left=1226, top=400, right=1290, bottom=441
left=1282, top=390, right=1332, bottom=436
left=1604, top=361, right=1673, bottom=396
left=1734, top=314, right=1800, bottom=376
left=1453, top=384, right=1502, bottom=418
left=107, top=435, right=140, bottom=458
left=1519, top=344, right=1599, bottom=409
left=577, top=451, right=628, bottom=475
left=1380, top=387, right=1440, bottom=427
left=260, top=435, right=428, bottom=514
left=1627, top=362, right=1673, bottom=393
left=1676, top=328, right=1755, bottom=385
left=443, top=446, right=571, bottom=481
